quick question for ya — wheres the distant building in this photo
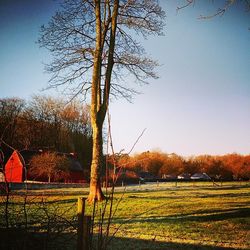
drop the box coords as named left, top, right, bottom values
left=177, top=173, right=191, bottom=180
left=3, top=149, right=86, bottom=183
left=191, top=173, right=211, bottom=180
left=162, top=174, right=176, bottom=180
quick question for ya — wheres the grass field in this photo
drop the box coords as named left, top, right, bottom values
left=1, top=182, right=250, bottom=249
left=104, top=182, right=250, bottom=249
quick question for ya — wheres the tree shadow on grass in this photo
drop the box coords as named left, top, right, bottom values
left=0, top=228, right=76, bottom=250
left=177, top=207, right=249, bottom=223
left=199, top=192, right=250, bottom=199
left=108, top=236, right=241, bottom=250
left=127, top=188, right=250, bottom=200
left=213, top=185, right=250, bottom=191
left=177, top=207, right=250, bottom=223
left=114, top=207, right=250, bottom=224
left=0, top=228, right=246, bottom=250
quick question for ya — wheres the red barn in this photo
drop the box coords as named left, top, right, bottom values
left=3, top=149, right=86, bottom=183
left=5, top=150, right=25, bottom=183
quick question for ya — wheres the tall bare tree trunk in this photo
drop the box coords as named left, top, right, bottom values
left=87, top=0, right=105, bottom=203
left=87, top=120, right=105, bottom=202
left=38, top=0, right=165, bottom=202
left=87, top=0, right=119, bottom=203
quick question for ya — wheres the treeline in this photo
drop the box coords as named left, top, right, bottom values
left=1, top=97, right=249, bottom=181
left=113, top=151, right=250, bottom=180
left=0, top=96, right=92, bottom=168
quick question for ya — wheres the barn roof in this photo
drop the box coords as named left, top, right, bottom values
left=1, top=147, right=84, bottom=172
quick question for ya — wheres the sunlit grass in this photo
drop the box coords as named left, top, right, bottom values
left=100, top=182, right=250, bottom=249
left=1, top=182, right=249, bottom=249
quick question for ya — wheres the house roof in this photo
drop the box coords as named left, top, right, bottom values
left=68, top=157, right=83, bottom=172
left=19, top=149, right=42, bottom=164
left=191, top=173, right=211, bottom=180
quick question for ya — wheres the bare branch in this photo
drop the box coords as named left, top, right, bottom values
left=177, top=0, right=195, bottom=12
left=127, top=128, right=147, bottom=155
left=38, top=0, right=165, bottom=100
left=177, top=0, right=250, bottom=22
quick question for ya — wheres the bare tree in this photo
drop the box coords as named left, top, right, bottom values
left=29, top=152, right=71, bottom=183
left=177, top=0, right=250, bottom=20
left=39, top=0, right=165, bottom=202
left=0, top=98, right=25, bottom=146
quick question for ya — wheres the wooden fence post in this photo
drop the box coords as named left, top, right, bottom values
left=83, top=216, right=91, bottom=250
left=77, top=197, right=91, bottom=250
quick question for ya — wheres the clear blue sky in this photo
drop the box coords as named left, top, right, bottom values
left=0, top=0, right=249, bottom=156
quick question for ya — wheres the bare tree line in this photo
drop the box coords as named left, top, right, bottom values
left=110, top=151, right=250, bottom=181
left=0, top=96, right=92, bottom=168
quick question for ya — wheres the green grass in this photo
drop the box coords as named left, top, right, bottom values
left=102, top=183, right=250, bottom=249
left=1, top=182, right=250, bottom=249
